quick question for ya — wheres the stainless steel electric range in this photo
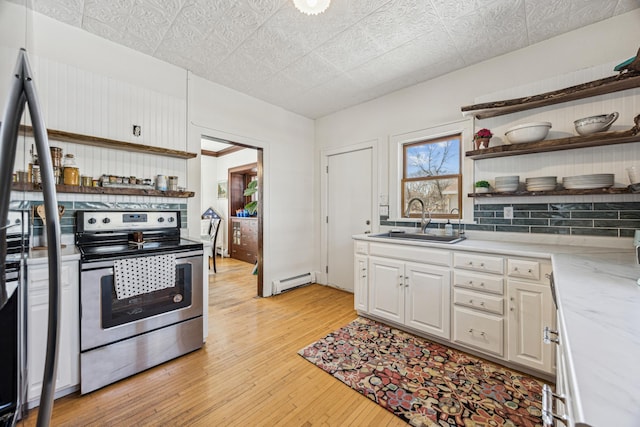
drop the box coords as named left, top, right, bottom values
left=75, top=210, right=203, bottom=394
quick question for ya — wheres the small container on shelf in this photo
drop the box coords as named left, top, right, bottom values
left=63, top=154, right=80, bottom=186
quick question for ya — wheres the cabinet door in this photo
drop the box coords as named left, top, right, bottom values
left=27, top=260, right=80, bottom=404
left=368, top=257, right=404, bottom=324
left=507, top=279, right=554, bottom=374
left=353, top=254, right=368, bottom=312
left=404, top=262, right=450, bottom=339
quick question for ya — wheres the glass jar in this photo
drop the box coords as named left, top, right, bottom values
left=63, top=154, right=80, bottom=186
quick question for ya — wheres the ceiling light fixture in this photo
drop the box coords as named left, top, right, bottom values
left=293, top=0, right=330, bottom=16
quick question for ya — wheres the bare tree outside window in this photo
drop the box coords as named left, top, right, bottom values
left=402, top=134, right=461, bottom=218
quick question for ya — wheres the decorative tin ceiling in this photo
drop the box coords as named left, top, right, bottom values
left=11, top=0, right=640, bottom=118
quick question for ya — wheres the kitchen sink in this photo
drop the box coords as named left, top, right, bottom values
left=371, top=231, right=466, bottom=244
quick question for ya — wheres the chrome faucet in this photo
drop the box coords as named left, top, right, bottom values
left=406, top=197, right=431, bottom=233
left=450, top=208, right=464, bottom=236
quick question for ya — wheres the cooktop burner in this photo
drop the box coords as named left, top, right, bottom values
left=75, top=210, right=202, bottom=262
left=78, top=238, right=202, bottom=262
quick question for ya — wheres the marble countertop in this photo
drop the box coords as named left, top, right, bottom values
left=353, top=232, right=625, bottom=258
left=354, top=232, right=639, bottom=426
left=27, top=245, right=80, bottom=265
left=552, top=251, right=640, bottom=427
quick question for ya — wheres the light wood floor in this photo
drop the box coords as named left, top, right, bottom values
left=22, top=257, right=407, bottom=426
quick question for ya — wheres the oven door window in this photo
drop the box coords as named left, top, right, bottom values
left=101, top=262, right=192, bottom=328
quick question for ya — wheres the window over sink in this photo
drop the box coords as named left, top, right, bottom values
left=402, top=134, right=461, bottom=219
left=388, top=119, right=473, bottom=223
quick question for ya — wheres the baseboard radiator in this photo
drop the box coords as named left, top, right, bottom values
left=272, top=272, right=315, bottom=294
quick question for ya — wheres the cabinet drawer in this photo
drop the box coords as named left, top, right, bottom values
left=453, top=306, right=504, bottom=356
left=507, top=259, right=540, bottom=281
left=354, top=241, right=369, bottom=255
left=369, top=243, right=450, bottom=267
left=453, top=252, right=504, bottom=275
left=453, top=270, right=504, bottom=295
left=453, top=288, right=504, bottom=315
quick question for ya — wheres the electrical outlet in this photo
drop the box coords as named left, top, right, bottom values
left=132, top=125, right=141, bottom=137
left=504, top=206, right=513, bottom=219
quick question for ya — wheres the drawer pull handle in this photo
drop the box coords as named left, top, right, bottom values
left=480, top=263, right=485, bottom=267
left=480, top=302, right=485, bottom=306
left=514, top=267, right=518, bottom=271
left=479, top=282, right=484, bottom=287
left=543, top=326, right=560, bottom=345
left=469, top=299, right=473, bottom=304
left=542, top=384, right=568, bottom=426
left=480, top=331, right=485, bottom=336
left=468, top=261, right=473, bottom=265
left=468, top=328, right=473, bottom=333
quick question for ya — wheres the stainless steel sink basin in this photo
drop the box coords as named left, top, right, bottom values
left=371, top=231, right=466, bottom=244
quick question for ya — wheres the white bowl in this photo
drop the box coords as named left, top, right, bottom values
left=504, top=122, right=552, bottom=144
left=574, top=112, right=618, bottom=136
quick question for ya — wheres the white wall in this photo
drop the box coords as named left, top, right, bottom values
left=315, top=9, right=640, bottom=236
left=2, top=1, right=318, bottom=297
left=201, top=148, right=258, bottom=255
left=1, top=2, right=190, bottom=208
left=188, top=73, right=315, bottom=296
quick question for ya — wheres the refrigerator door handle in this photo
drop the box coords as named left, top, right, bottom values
left=0, top=51, right=27, bottom=311
left=0, top=48, right=61, bottom=427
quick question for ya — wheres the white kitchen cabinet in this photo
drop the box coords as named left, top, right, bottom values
left=354, top=238, right=556, bottom=376
left=507, top=278, right=554, bottom=374
left=369, top=257, right=404, bottom=324
left=26, top=259, right=80, bottom=405
left=353, top=253, right=368, bottom=312
left=453, top=306, right=504, bottom=356
left=452, top=252, right=505, bottom=357
left=369, top=256, right=450, bottom=339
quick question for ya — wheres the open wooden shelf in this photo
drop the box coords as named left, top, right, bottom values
left=466, top=129, right=640, bottom=160
left=19, top=125, right=197, bottom=159
left=461, top=72, right=640, bottom=119
left=468, top=187, right=633, bottom=198
left=12, top=182, right=195, bottom=198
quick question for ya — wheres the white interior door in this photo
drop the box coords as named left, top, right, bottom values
left=327, top=148, right=372, bottom=292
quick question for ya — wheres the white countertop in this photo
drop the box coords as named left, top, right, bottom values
left=27, top=245, right=80, bottom=265
left=355, top=233, right=639, bottom=426
left=552, top=251, right=640, bottom=427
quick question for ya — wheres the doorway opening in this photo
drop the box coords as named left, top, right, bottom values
left=201, top=136, right=264, bottom=297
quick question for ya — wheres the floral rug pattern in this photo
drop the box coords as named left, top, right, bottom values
left=298, top=317, right=544, bottom=427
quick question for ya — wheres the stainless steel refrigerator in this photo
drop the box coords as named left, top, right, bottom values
left=0, top=48, right=62, bottom=427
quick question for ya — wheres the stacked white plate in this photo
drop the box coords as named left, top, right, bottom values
left=562, top=174, right=614, bottom=190
left=525, top=176, right=557, bottom=191
left=494, top=175, right=520, bottom=192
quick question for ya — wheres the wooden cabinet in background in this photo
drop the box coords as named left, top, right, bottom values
left=230, top=217, right=257, bottom=264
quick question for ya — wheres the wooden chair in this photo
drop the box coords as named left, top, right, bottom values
left=208, top=217, right=222, bottom=273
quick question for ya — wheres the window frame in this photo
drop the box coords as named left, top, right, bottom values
left=401, top=134, right=462, bottom=220
left=388, top=119, right=473, bottom=224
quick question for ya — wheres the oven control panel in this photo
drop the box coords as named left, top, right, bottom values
left=77, top=211, right=180, bottom=232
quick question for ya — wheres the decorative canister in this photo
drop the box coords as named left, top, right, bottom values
left=81, top=176, right=92, bottom=186
left=156, top=175, right=167, bottom=191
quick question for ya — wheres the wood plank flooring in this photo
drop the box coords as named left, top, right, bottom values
left=22, top=258, right=407, bottom=426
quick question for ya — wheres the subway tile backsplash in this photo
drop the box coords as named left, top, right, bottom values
left=10, top=199, right=188, bottom=237
left=381, top=202, right=640, bottom=238
left=468, top=202, right=640, bottom=237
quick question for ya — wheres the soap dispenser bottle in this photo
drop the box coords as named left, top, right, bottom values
left=444, top=219, right=453, bottom=236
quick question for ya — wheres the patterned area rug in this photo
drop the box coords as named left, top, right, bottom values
left=298, top=317, right=544, bottom=427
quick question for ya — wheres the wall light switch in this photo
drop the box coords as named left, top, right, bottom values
left=504, top=206, right=513, bottom=219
